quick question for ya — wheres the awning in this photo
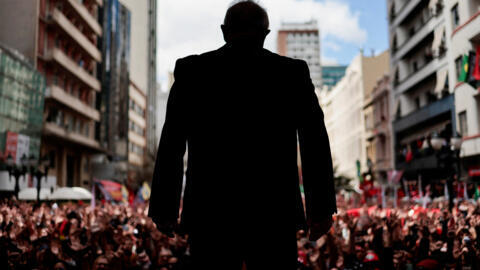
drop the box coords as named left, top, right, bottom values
left=434, top=68, right=448, bottom=97
left=432, top=25, right=445, bottom=54
left=399, top=121, right=450, bottom=145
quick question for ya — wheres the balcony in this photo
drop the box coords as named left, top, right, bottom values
left=392, top=15, right=441, bottom=62
left=390, top=0, right=422, bottom=28
left=45, top=48, right=101, bottom=91
left=451, top=10, right=480, bottom=43
left=43, top=122, right=101, bottom=150
left=395, top=56, right=447, bottom=94
left=128, top=131, right=146, bottom=148
left=47, top=85, right=100, bottom=121
left=128, top=152, right=144, bottom=167
left=66, top=0, right=102, bottom=36
left=50, top=9, right=101, bottom=62
left=128, top=110, right=146, bottom=128
left=393, top=94, right=454, bottom=134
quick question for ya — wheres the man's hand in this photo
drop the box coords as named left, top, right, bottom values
left=308, top=216, right=333, bottom=241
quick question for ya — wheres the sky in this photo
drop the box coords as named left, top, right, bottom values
left=156, top=0, right=389, bottom=90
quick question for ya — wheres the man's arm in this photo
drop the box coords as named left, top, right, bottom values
left=296, top=61, right=337, bottom=239
left=148, top=59, right=188, bottom=236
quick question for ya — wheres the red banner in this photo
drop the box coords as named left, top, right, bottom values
left=5, top=131, right=18, bottom=161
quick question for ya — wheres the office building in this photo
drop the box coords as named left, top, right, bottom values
left=322, top=51, right=389, bottom=181
left=277, top=20, right=322, bottom=89
left=0, top=0, right=104, bottom=188
left=322, top=65, right=347, bottom=90
left=388, top=0, right=457, bottom=182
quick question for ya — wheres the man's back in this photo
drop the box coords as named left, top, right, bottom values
left=148, top=1, right=336, bottom=269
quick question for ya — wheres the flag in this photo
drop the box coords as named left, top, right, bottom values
left=473, top=45, right=480, bottom=81
left=97, top=180, right=123, bottom=202
left=458, top=53, right=469, bottom=82
left=474, top=183, right=480, bottom=200
left=135, top=182, right=151, bottom=203
left=467, top=50, right=479, bottom=89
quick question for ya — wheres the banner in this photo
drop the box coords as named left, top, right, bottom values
left=5, top=131, right=18, bottom=161
left=16, top=134, right=30, bottom=164
left=96, top=180, right=123, bottom=202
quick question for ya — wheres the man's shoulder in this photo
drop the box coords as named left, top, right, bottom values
left=263, top=50, right=307, bottom=69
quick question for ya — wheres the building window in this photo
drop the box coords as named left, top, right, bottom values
left=85, top=122, right=90, bottom=137
left=459, top=111, right=468, bottom=137
left=451, top=4, right=460, bottom=29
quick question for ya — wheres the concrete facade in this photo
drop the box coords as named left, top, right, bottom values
left=0, top=0, right=104, bottom=188
left=445, top=0, right=480, bottom=178
left=322, top=51, right=390, bottom=181
left=277, top=20, right=322, bottom=89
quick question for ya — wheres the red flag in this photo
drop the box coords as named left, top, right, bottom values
left=474, top=45, right=480, bottom=81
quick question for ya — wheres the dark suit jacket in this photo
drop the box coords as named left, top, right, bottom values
left=148, top=45, right=336, bottom=235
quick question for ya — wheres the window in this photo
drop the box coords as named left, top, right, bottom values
left=84, top=122, right=90, bottom=137
left=459, top=111, right=468, bottom=137
left=451, top=4, right=460, bottom=29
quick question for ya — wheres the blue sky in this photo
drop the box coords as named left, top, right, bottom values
left=322, top=0, right=389, bottom=65
left=157, top=0, right=390, bottom=87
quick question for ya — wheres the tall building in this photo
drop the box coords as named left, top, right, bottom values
left=363, top=74, right=393, bottom=183
left=0, top=0, right=104, bottom=188
left=322, top=65, right=347, bottom=90
left=277, top=20, right=322, bottom=89
left=146, top=0, right=158, bottom=159
left=388, top=0, right=456, bottom=182
left=96, top=0, right=156, bottom=188
left=0, top=45, right=47, bottom=191
left=444, top=0, right=480, bottom=181
left=322, top=51, right=389, bottom=181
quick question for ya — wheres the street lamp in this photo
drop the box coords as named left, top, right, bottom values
left=430, top=132, right=463, bottom=211
left=28, top=154, right=51, bottom=202
left=5, top=154, right=28, bottom=198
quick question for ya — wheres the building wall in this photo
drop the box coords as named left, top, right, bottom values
left=119, top=0, right=149, bottom=95
left=0, top=0, right=39, bottom=65
left=324, top=52, right=389, bottom=181
left=277, top=20, right=322, bottom=89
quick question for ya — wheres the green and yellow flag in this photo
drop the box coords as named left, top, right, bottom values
left=458, top=53, right=469, bottom=82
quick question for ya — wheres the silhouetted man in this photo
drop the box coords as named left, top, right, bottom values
left=148, top=1, right=336, bottom=269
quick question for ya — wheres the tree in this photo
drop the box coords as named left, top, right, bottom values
left=333, top=166, right=356, bottom=194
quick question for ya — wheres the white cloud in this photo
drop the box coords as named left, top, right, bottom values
left=324, top=41, right=341, bottom=52
left=157, top=0, right=367, bottom=88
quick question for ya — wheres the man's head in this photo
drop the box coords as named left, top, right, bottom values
left=221, top=1, right=270, bottom=49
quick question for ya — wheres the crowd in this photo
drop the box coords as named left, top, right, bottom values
left=1, top=197, right=480, bottom=269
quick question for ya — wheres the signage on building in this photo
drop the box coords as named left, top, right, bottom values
left=3, top=131, right=30, bottom=164
left=5, top=131, right=18, bottom=161
left=468, top=166, right=480, bottom=177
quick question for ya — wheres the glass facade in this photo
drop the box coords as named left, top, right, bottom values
left=0, top=47, right=46, bottom=161
left=322, top=65, right=347, bottom=90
